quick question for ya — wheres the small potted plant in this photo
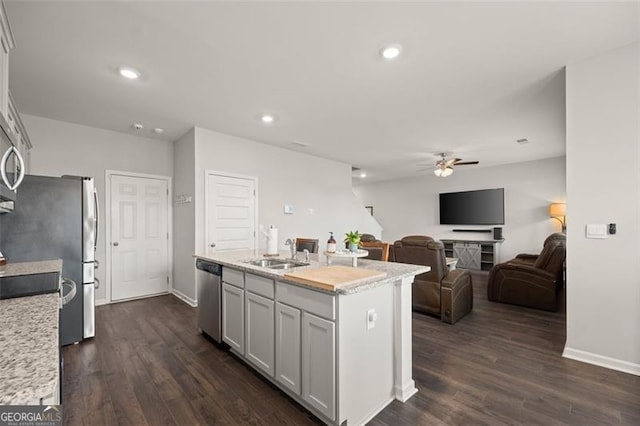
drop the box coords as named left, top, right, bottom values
left=344, top=230, right=362, bottom=252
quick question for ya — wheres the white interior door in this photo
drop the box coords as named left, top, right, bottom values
left=206, top=173, right=256, bottom=255
left=111, top=175, right=169, bottom=301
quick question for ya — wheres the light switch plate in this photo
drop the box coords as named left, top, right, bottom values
left=283, top=205, right=294, bottom=215
left=586, top=224, right=607, bottom=239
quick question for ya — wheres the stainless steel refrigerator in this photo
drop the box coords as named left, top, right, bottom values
left=0, top=174, right=98, bottom=346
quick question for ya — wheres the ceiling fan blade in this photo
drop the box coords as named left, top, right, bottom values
left=454, top=161, right=479, bottom=166
left=445, top=158, right=460, bottom=166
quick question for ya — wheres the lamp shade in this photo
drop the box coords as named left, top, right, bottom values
left=549, top=203, right=566, bottom=218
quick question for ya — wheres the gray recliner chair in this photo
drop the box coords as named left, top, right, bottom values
left=393, top=235, right=473, bottom=324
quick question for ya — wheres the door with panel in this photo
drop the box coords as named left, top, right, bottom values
left=222, top=282, right=244, bottom=354
left=453, top=242, right=481, bottom=270
left=245, top=291, right=275, bottom=376
left=205, top=173, right=256, bottom=256
left=302, top=312, right=336, bottom=421
left=276, top=302, right=301, bottom=395
left=110, top=174, right=169, bottom=301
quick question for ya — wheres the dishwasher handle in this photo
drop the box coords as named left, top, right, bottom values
left=196, top=259, right=221, bottom=275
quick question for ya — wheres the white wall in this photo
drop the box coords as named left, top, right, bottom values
left=170, top=126, right=380, bottom=302
left=22, top=114, right=174, bottom=302
left=564, top=43, right=640, bottom=374
left=353, top=156, right=566, bottom=262
left=172, top=129, right=196, bottom=304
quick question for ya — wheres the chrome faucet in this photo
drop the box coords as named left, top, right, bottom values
left=285, top=238, right=296, bottom=259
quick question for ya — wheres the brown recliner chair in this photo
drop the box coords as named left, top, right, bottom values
left=360, top=233, right=380, bottom=243
left=393, top=236, right=473, bottom=324
left=487, top=233, right=566, bottom=311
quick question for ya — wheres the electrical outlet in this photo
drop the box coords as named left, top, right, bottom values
left=366, top=308, right=378, bottom=330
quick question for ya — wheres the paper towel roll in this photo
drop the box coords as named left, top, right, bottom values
left=266, top=226, right=278, bottom=255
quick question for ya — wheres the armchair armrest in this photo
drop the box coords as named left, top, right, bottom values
left=441, top=268, right=470, bottom=289
left=440, top=269, right=473, bottom=324
left=515, top=253, right=539, bottom=260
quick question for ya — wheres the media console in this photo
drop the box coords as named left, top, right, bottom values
left=441, top=239, right=504, bottom=272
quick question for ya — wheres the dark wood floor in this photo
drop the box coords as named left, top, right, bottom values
left=63, top=274, right=640, bottom=425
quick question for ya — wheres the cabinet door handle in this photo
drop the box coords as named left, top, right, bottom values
left=0, top=146, right=25, bottom=191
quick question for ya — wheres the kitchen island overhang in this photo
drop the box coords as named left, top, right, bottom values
left=194, top=251, right=429, bottom=425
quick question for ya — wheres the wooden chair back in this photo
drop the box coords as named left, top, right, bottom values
left=361, top=241, right=390, bottom=262
left=296, top=238, right=319, bottom=253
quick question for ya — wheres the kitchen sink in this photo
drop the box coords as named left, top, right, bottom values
left=244, top=258, right=309, bottom=269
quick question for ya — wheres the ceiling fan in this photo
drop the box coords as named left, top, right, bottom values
left=419, top=153, right=479, bottom=177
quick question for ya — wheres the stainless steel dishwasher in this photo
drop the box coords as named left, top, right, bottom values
left=196, top=259, right=222, bottom=342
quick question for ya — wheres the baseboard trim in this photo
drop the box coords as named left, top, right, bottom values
left=394, top=380, right=418, bottom=402
left=563, top=347, right=640, bottom=376
left=172, top=289, right=197, bottom=307
left=95, top=298, right=107, bottom=306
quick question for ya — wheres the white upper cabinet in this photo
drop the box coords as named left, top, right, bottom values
left=8, top=92, right=31, bottom=172
left=0, top=1, right=14, bottom=125
left=0, top=2, right=32, bottom=177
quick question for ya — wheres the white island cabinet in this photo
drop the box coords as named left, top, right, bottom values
left=245, top=291, right=275, bottom=376
left=275, top=302, right=301, bottom=394
left=302, top=311, right=335, bottom=419
left=221, top=267, right=244, bottom=355
left=195, top=252, right=428, bottom=426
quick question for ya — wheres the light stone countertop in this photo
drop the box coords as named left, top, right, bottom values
left=0, top=293, right=60, bottom=405
left=195, top=250, right=429, bottom=294
left=0, top=259, right=64, bottom=278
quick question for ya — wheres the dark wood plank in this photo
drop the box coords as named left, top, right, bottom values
left=62, top=276, right=640, bottom=426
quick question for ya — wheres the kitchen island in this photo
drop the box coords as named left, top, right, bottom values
left=194, top=251, right=428, bottom=426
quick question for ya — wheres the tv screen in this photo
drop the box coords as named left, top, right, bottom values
left=439, top=188, right=505, bottom=225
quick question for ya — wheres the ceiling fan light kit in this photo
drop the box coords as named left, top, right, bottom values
left=434, top=165, right=453, bottom=177
left=431, top=153, right=478, bottom=177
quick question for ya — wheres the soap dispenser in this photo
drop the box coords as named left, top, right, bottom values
left=327, top=232, right=337, bottom=253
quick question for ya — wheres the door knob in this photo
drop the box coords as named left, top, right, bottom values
left=113, top=242, right=119, bottom=247
left=210, top=243, right=216, bottom=248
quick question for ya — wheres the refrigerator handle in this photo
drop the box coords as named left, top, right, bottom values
left=93, top=189, right=99, bottom=251
left=61, top=278, right=77, bottom=306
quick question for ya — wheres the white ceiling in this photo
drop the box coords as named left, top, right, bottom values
left=5, top=1, right=639, bottom=182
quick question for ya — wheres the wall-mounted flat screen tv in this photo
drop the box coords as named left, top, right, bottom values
left=439, top=188, right=505, bottom=225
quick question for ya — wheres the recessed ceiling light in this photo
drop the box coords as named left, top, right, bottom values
left=380, top=44, right=402, bottom=60
left=119, top=66, right=141, bottom=80
left=260, top=114, right=276, bottom=124
left=153, top=128, right=164, bottom=134
left=359, top=172, right=367, bottom=178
